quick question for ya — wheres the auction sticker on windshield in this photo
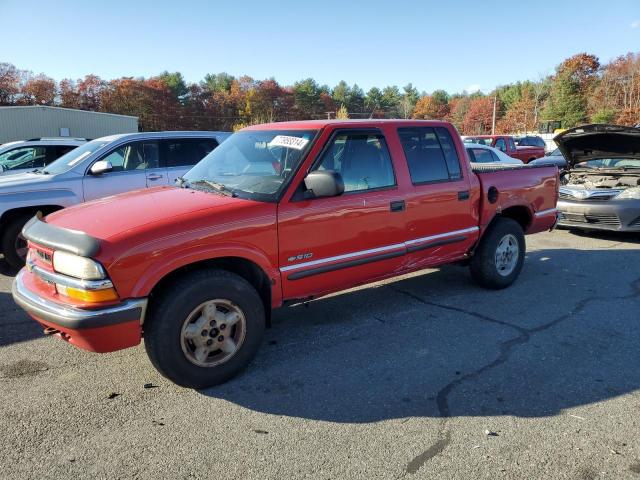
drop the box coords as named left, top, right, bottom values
left=268, top=135, right=309, bottom=150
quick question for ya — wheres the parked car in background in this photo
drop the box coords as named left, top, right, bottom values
left=0, top=131, right=230, bottom=267
left=514, top=135, right=546, bottom=149
left=465, top=143, right=523, bottom=165
left=0, top=138, right=86, bottom=176
left=12, top=119, right=559, bottom=388
left=529, top=148, right=567, bottom=170
left=556, top=124, right=640, bottom=232
left=463, top=135, right=545, bottom=163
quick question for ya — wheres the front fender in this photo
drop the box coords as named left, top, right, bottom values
left=0, top=189, right=80, bottom=218
left=109, top=242, right=282, bottom=308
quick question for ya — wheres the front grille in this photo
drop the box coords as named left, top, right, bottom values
left=559, top=191, right=616, bottom=201
left=629, top=216, right=640, bottom=227
left=558, top=212, right=621, bottom=228
left=585, top=213, right=621, bottom=227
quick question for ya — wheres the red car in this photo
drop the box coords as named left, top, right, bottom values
left=464, top=135, right=545, bottom=163
left=13, top=120, right=559, bottom=388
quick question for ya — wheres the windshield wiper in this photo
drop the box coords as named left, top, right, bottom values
left=175, top=176, right=189, bottom=188
left=189, top=179, right=237, bottom=197
left=32, top=168, right=49, bottom=175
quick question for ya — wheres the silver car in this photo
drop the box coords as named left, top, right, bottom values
left=556, top=124, right=640, bottom=232
left=0, top=137, right=86, bottom=176
left=0, top=131, right=230, bottom=267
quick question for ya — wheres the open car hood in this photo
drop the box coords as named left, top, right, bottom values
left=554, top=124, right=640, bottom=168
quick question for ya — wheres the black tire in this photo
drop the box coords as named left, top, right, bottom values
left=1, top=213, right=34, bottom=269
left=144, top=269, right=265, bottom=389
left=469, top=217, right=525, bottom=289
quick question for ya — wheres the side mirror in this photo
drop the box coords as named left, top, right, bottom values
left=90, top=160, right=113, bottom=175
left=304, top=170, right=344, bottom=198
left=0, top=164, right=5, bottom=173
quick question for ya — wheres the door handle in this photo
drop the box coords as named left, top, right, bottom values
left=457, top=190, right=470, bottom=201
left=147, top=174, right=163, bottom=181
left=390, top=200, right=405, bottom=212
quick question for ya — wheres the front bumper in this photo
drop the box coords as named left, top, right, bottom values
left=12, top=269, right=146, bottom=352
left=557, top=199, right=640, bottom=232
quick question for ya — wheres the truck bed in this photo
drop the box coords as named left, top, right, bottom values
left=473, top=164, right=559, bottom=234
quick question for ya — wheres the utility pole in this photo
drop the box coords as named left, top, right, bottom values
left=491, top=94, right=497, bottom=135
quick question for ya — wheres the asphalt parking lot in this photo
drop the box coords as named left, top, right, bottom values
left=1, top=229, right=639, bottom=479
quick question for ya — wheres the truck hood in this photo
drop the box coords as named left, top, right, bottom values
left=555, top=124, right=640, bottom=168
left=46, top=186, right=253, bottom=242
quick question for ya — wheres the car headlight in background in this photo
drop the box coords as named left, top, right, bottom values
left=52, top=251, right=106, bottom=280
left=616, top=188, right=640, bottom=200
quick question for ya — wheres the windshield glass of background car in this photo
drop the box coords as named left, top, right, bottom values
left=0, top=146, right=44, bottom=170
left=44, top=140, right=109, bottom=174
left=183, top=130, right=317, bottom=199
left=575, top=158, right=640, bottom=169
left=467, top=137, right=493, bottom=146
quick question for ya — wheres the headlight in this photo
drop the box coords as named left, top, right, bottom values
left=616, top=188, right=640, bottom=200
left=52, top=251, right=106, bottom=279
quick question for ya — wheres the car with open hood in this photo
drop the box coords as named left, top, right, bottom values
left=556, top=124, right=640, bottom=232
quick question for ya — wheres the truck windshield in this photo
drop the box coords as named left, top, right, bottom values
left=183, top=130, right=317, bottom=200
left=43, top=140, right=110, bottom=175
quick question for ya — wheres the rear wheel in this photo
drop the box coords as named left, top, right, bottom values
left=469, top=217, right=525, bottom=289
left=1, top=214, right=33, bottom=269
left=144, top=269, right=265, bottom=388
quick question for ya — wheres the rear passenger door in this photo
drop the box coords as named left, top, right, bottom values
left=162, top=138, right=219, bottom=185
left=397, top=127, right=480, bottom=268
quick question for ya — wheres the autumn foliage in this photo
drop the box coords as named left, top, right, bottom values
left=0, top=51, right=638, bottom=134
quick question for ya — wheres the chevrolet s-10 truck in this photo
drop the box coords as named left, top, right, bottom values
left=12, top=120, right=559, bottom=388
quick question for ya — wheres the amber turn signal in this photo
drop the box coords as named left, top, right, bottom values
left=56, top=284, right=119, bottom=303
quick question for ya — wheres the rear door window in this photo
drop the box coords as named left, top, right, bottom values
left=162, top=138, right=218, bottom=168
left=398, top=127, right=462, bottom=184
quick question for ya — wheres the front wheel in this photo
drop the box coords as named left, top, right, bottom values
left=469, top=217, right=525, bottom=289
left=144, top=269, right=265, bottom=388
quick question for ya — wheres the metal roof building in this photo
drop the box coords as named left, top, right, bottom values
left=0, top=106, right=138, bottom=143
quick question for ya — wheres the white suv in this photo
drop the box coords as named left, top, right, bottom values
left=0, top=138, right=87, bottom=176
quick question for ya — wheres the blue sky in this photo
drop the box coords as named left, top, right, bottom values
left=1, top=0, right=638, bottom=94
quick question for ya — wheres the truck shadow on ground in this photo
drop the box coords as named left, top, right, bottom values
left=204, top=247, right=640, bottom=422
left=0, top=291, right=43, bottom=348
left=0, top=259, right=42, bottom=347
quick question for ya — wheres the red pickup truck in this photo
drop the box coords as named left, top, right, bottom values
left=12, top=120, right=558, bottom=388
left=464, top=135, right=545, bottom=163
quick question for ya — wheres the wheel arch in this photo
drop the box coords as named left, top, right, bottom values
left=147, top=256, right=274, bottom=327
left=496, top=205, right=532, bottom=231
left=0, top=205, right=64, bottom=230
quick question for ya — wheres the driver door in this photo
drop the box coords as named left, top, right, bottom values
left=83, top=141, right=159, bottom=201
left=278, top=129, right=407, bottom=300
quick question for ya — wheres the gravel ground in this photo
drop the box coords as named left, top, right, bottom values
left=1, top=229, right=639, bottom=479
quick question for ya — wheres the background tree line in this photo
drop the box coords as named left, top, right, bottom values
left=0, top=52, right=638, bottom=134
